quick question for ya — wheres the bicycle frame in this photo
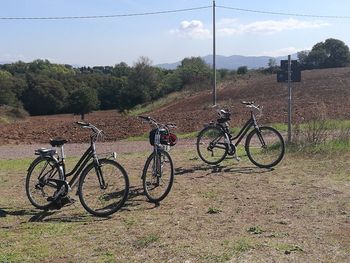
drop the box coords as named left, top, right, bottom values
left=57, top=135, right=101, bottom=189
left=216, top=109, right=261, bottom=148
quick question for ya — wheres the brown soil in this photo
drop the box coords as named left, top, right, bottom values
left=0, top=67, right=349, bottom=145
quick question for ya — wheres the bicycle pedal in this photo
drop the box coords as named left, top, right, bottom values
left=234, top=156, right=241, bottom=162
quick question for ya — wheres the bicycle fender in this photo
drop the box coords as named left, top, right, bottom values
left=27, top=156, right=60, bottom=172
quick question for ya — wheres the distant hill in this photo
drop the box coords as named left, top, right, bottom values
left=157, top=54, right=298, bottom=70
left=0, top=60, right=12, bottom=65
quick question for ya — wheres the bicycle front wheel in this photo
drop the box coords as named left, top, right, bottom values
left=142, top=149, right=174, bottom=203
left=245, top=126, right=285, bottom=168
left=196, top=126, right=228, bottom=165
left=26, top=156, right=63, bottom=210
left=78, top=159, right=129, bottom=217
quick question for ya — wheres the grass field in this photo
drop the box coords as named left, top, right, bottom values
left=0, top=144, right=349, bottom=262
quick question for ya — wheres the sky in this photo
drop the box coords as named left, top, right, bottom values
left=1, top=0, right=350, bottom=66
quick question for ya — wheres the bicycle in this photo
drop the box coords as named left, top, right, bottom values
left=196, top=101, right=285, bottom=168
left=25, top=122, right=130, bottom=217
left=138, top=116, right=177, bottom=203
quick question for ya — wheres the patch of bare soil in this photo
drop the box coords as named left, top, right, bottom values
left=0, top=67, right=349, bottom=145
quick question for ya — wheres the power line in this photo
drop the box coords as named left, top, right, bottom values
left=217, top=5, right=350, bottom=19
left=0, top=6, right=211, bottom=20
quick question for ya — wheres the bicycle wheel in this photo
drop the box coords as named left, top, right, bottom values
left=245, top=126, right=285, bottom=168
left=142, top=149, right=174, bottom=203
left=78, top=159, right=129, bottom=217
left=196, top=125, right=228, bottom=165
left=26, top=156, right=63, bottom=209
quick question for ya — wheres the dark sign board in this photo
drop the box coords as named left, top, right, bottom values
left=277, top=60, right=301, bottom=82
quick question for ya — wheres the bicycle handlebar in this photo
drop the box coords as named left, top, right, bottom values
left=138, top=116, right=177, bottom=129
left=76, top=122, right=104, bottom=137
left=241, top=101, right=262, bottom=112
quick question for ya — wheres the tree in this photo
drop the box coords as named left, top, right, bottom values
left=237, top=66, right=248, bottom=75
left=22, top=74, right=67, bottom=115
left=157, top=71, right=182, bottom=96
left=305, top=38, right=350, bottom=69
left=178, top=57, right=212, bottom=86
left=0, top=78, right=17, bottom=106
left=98, top=76, right=126, bottom=110
left=267, top=58, right=278, bottom=73
left=297, top=50, right=310, bottom=69
left=112, top=62, right=131, bottom=78
left=120, top=57, right=159, bottom=111
left=68, top=86, right=100, bottom=120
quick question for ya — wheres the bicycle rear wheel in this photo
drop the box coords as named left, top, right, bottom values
left=26, top=156, right=63, bottom=209
left=78, top=159, right=129, bottom=217
left=142, top=149, right=174, bottom=203
left=196, top=126, right=228, bottom=165
left=245, top=126, right=285, bottom=168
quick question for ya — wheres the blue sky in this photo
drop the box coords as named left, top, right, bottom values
left=1, top=0, right=350, bottom=66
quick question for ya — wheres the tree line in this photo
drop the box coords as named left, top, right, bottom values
left=0, top=56, right=215, bottom=117
left=1, top=38, right=349, bottom=117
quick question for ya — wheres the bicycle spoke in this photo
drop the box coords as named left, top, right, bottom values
left=79, top=159, right=129, bottom=216
left=246, top=127, right=285, bottom=168
left=197, top=126, right=228, bottom=165
left=143, top=150, right=174, bottom=203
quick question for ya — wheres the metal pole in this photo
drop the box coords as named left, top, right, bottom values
left=287, top=55, right=292, bottom=143
left=212, top=0, right=216, bottom=106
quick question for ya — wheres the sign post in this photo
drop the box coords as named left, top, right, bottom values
left=277, top=56, right=301, bottom=143
left=287, top=55, right=292, bottom=143
left=212, top=0, right=216, bottom=106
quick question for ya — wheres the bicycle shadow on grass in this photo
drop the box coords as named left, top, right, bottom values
left=0, top=207, right=40, bottom=219
left=0, top=206, right=110, bottom=223
left=0, top=207, right=56, bottom=226
left=121, top=185, right=160, bottom=212
left=36, top=213, right=110, bottom=223
left=175, top=163, right=273, bottom=177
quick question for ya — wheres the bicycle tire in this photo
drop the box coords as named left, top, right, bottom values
left=78, top=159, right=129, bottom=217
left=245, top=126, right=285, bottom=168
left=142, top=149, right=174, bottom=203
left=196, top=125, right=228, bottom=165
left=25, top=156, right=63, bottom=210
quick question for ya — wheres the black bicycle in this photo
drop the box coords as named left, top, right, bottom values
left=196, top=101, right=285, bottom=168
left=138, top=116, right=177, bottom=203
left=25, top=122, right=129, bottom=217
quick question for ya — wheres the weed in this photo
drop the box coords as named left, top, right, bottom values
left=247, top=226, right=264, bottom=235
left=270, top=242, right=303, bottom=254
left=232, top=237, right=255, bottom=253
left=136, top=234, right=159, bottom=248
left=202, top=252, right=231, bottom=263
left=200, top=190, right=217, bottom=199
left=101, top=251, right=116, bottom=263
left=289, top=117, right=350, bottom=154
left=207, top=207, right=222, bottom=214
left=123, top=218, right=136, bottom=229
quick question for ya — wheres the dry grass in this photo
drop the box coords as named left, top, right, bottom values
left=0, top=146, right=349, bottom=262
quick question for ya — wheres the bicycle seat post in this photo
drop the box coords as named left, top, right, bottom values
left=58, top=145, right=65, bottom=161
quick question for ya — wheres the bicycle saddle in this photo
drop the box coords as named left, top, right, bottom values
left=50, top=138, right=68, bottom=147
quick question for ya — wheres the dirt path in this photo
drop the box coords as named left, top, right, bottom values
left=0, top=139, right=196, bottom=159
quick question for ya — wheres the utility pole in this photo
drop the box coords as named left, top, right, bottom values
left=212, top=0, right=216, bottom=106
left=287, top=55, right=292, bottom=143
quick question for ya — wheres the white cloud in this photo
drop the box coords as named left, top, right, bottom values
left=217, top=18, right=330, bottom=36
left=170, top=20, right=211, bottom=39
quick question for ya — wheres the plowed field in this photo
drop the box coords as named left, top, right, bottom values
left=0, top=67, right=349, bottom=145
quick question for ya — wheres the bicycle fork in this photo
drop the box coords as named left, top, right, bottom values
left=94, top=159, right=107, bottom=190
